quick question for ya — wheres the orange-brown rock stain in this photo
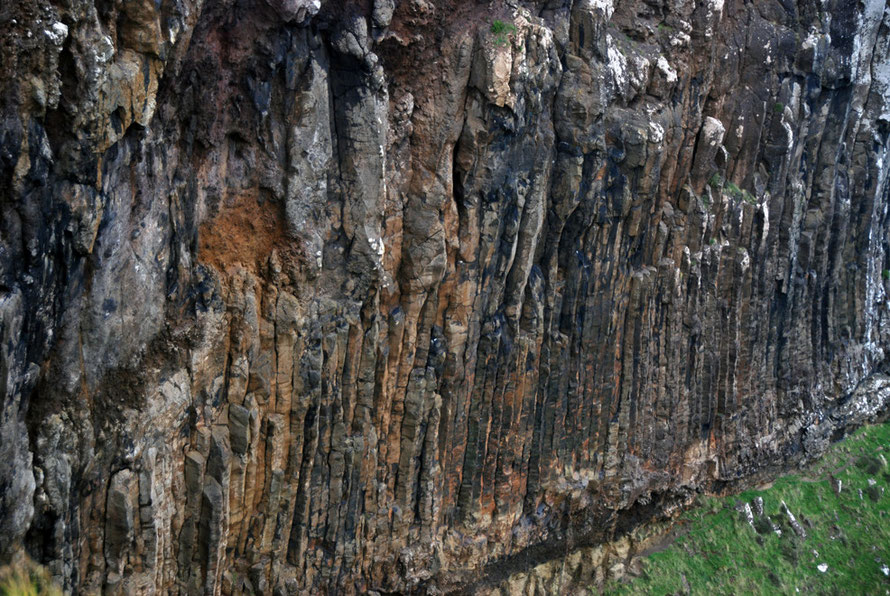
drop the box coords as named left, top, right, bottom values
left=197, top=189, right=288, bottom=276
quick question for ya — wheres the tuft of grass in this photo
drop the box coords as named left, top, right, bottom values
left=605, top=422, right=890, bottom=595
left=700, top=193, right=711, bottom=209
left=490, top=20, right=517, bottom=47
left=725, top=180, right=757, bottom=204
left=490, top=20, right=515, bottom=35
left=0, top=559, right=61, bottom=596
left=882, top=269, right=890, bottom=280
left=774, top=101, right=785, bottom=114
left=710, top=172, right=756, bottom=204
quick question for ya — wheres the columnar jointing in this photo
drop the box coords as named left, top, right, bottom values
left=1, top=0, right=889, bottom=593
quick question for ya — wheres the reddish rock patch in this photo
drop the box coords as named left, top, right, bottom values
left=198, top=189, right=287, bottom=275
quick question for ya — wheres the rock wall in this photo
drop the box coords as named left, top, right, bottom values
left=2, top=0, right=890, bottom=593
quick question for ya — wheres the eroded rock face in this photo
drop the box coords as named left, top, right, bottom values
left=1, top=0, right=889, bottom=592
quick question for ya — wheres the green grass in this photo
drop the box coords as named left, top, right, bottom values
left=606, top=422, right=890, bottom=595
left=490, top=20, right=517, bottom=47
left=490, top=20, right=515, bottom=35
left=725, top=181, right=757, bottom=204
left=0, top=559, right=61, bottom=596
left=707, top=173, right=757, bottom=205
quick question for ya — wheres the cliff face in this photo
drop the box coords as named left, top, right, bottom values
left=1, top=0, right=890, bottom=592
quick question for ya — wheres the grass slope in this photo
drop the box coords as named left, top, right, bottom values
left=0, top=559, right=61, bottom=596
left=607, top=423, right=890, bottom=595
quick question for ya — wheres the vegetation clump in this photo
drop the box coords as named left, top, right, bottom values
left=726, top=181, right=757, bottom=204
left=708, top=173, right=757, bottom=204
left=490, top=19, right=517, bottom=47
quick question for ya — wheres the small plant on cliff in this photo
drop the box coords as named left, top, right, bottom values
left=700, top=191, right=711, bottom=209
left=725, top=180, right=757, bottom=205
left=490, top=19, right=517, bottom=47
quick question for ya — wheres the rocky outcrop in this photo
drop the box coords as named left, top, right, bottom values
left=1, top=0, right=890, bottom=592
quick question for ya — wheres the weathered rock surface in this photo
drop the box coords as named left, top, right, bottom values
left=1, top=0, right=890, bottom=592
